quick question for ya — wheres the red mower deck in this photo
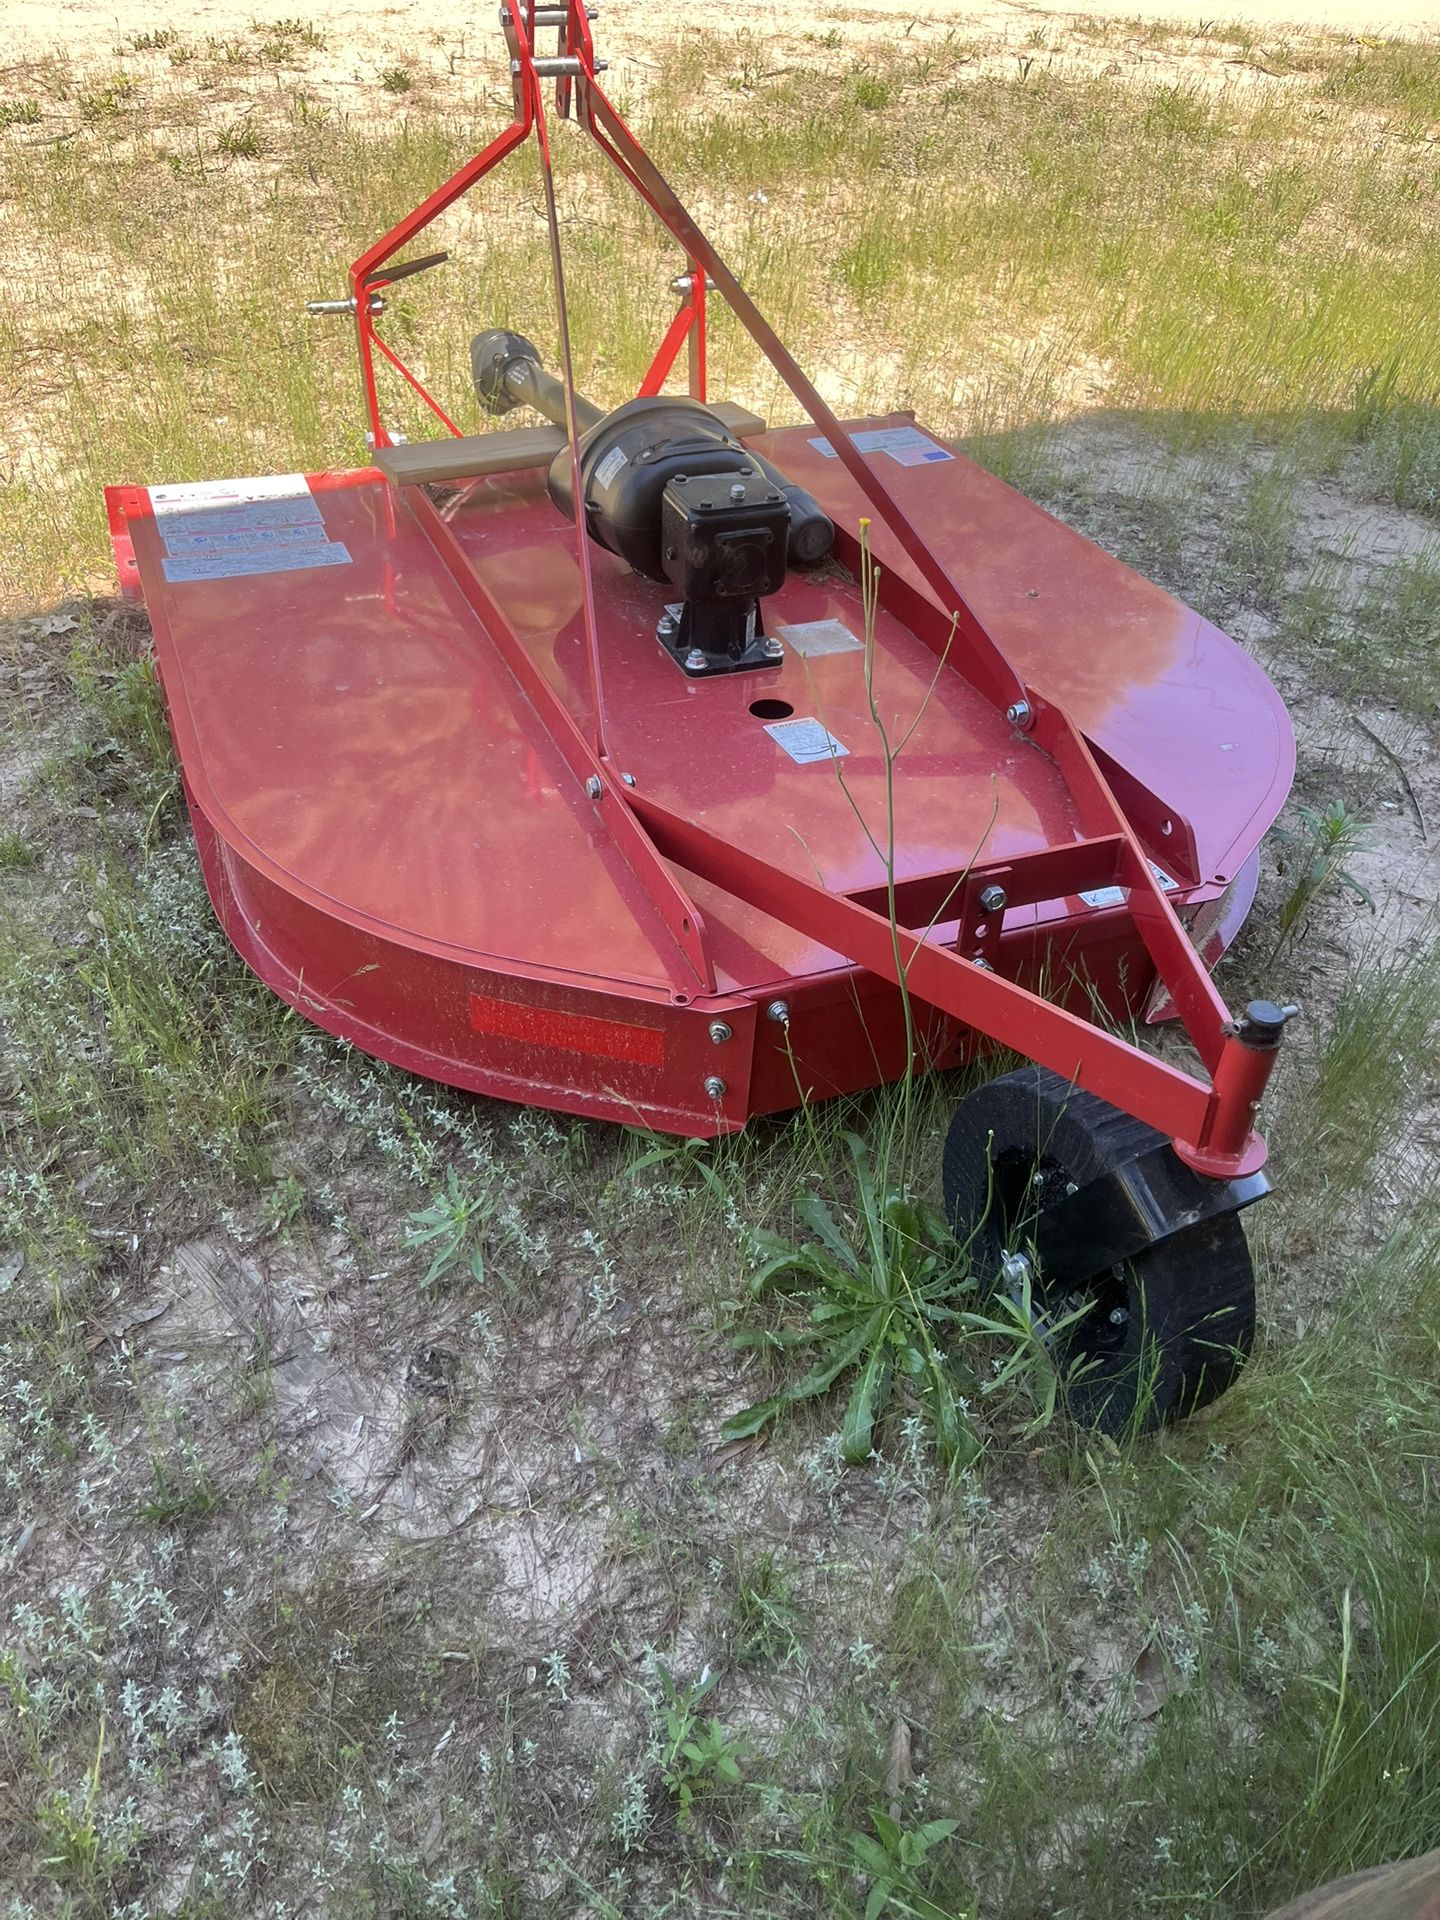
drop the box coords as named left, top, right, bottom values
left=108, top=437, right=1290, bottom=1138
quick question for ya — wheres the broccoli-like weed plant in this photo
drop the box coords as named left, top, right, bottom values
left=1270, top=799, right=1374, bottom=955
left=723, top=1132, right=980, bottom=1465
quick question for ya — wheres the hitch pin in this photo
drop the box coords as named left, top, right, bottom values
left=306, top=293, right=386, bottom=317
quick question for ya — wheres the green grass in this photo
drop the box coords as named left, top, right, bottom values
left=2, top=14, right=1440, bottom=1919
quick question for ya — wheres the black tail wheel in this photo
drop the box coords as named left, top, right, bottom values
left=942, top=1066, right=1255, bottom=1435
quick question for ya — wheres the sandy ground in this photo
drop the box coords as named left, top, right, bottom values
left=5, top=0, right=1438, bottom=64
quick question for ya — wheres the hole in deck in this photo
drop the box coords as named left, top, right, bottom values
left=750, top=698, right=794, bottom=720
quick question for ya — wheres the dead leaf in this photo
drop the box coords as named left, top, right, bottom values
left=1129, top=1639, right=1185, bottom=1719
left=0, top=1250, right=23, bottom=1292
left=38, top=614, right=80, bottom=636
left=84, top=1299, right=170, bottom=1351
left=883, top=1714, right=914, bottom=1817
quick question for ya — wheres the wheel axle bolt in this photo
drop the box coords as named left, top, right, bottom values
left=766, top=999, right=790, bottom=1025
left=978, top=884, right=1007, bottom=916
left=704, top=1075, right=727, bottom=1100
left=708, top=1020, right=732, bottom=1044
left=1109, top=1307, right=1129, bottom=1327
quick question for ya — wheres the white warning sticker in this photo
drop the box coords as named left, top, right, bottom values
left=775, top=617, right=864, bottom=657
left=764, top=716, right=849, bottom=765
left=149, top=473, right=323, bottom=523
left=1079, top=866, right=1180, bottom=911
left=147, top=473, right=351, bottom=582
left=808, top=425, right=953, bottom=467
left=593, top=445, right=628, bottom=490
left=161, top=544, right=352, bottom=584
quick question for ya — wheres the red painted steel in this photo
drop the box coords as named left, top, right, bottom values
left=638, top=299, right=696, bottom=399
left=109, top=1, right=1297, bottom=1175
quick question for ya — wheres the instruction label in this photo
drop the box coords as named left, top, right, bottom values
left=764, top=716, right=849, bottom=765
left=776, top=618, right=864, bottom=658
left=808, top=425, right=954, bottom=468
left=1079, top=865, right=1180, bottom=911
left=593, top=445, right=628, bottom=490
left=148, top=474, right=351, bottom=582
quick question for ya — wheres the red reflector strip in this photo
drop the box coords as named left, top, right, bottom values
left=469, top=993, right=666, bottom=1067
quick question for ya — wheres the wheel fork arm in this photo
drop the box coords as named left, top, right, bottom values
left=625, top=792, right=1279, bottom=1180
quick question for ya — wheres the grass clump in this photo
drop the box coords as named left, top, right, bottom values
left=729, top=1549, right=806, bottom=1668
left=723, top=1132, right=979, bottom=1467
left=215, top=118, right=265, bottom=157
left=1270, top=799, right=1375, bottom=955
left=0, top=830, right=40, bottom=870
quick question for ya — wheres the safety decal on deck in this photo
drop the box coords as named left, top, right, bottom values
left=807, top=425, right=954, bottom=468
left=764, top=716, right=849, bottom=765
left=147, top=474, right=352, bottom=582
left=775, top=617, right=864, bottom=657
left=1080, top=866, right=1179, bottom=910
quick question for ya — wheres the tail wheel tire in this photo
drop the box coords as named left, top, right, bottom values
left=942, top=1065, right=1255, bottom=1434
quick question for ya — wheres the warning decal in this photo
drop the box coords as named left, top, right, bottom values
left=807, top=425, right=954, bottom=467
left=148, top=474, right=351, bottom=582
left=764, top=716, right=849, bottom=765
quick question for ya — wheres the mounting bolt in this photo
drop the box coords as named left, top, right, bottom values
left=704, top=1075, right=727, bottom=1100
left=729, top=481, right=746, bottom=502
left=765, top=999, right=790, bottom=1025
left=762, top=636, right=784, bottom=659
left=584, top=775, right=602, bottom=800
left=620, top=771, right=637, bottom=787
left=971, top=955, right=994, bottom=970
left=977, top=883, right=1007, bottom=916
left=1109, top=1306, right=1130, bottom=1327
left=708, top=1020, right=732, bottom=1044
left=1000, top=1249, right=1032, bottom=1290
left=657, top=614, right=677, bottom=640
left=1005, top=701, right=1032, bottom=729
left=684, top=648, right=707, bottom=672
